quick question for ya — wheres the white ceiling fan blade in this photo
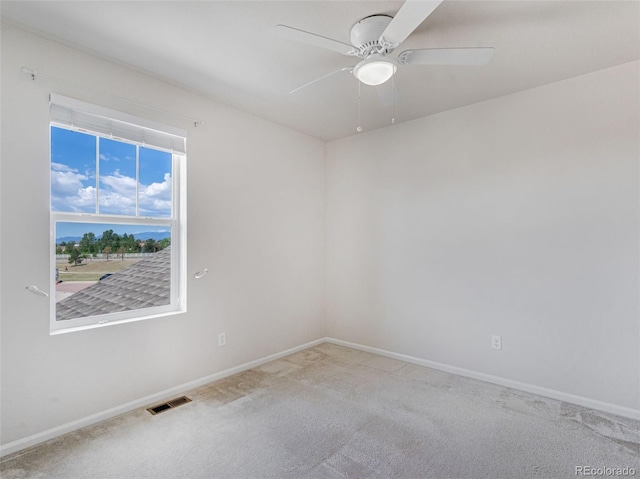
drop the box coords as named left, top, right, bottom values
left=272, top=25, right=357, bottom=56
left=400, top=47, right=495, bottom=66
left=380, top=0, right=444, bottom=47
left=290, top=67, right=354, bottom=94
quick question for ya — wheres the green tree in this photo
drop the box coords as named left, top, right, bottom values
left=68, top=248, right=83, bottom=266
left=79, top=232, right=97, bottom=255
left=143, top=239, right=158, bottom=253
left=117, top=246, right=126, bottom=261
left=101, top=229, right=115, bottom=245
left=99, top=229, right=120, bottom=253
left=159, top=238, right=171, bottom=250
left=116, top=233, right=141, bottom=253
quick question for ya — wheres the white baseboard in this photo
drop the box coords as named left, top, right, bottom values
left=3, top=336, right=638, bottom=459
left=0, top=338, right=325, bottom=459
left=325, top=337, right=640, bottom=421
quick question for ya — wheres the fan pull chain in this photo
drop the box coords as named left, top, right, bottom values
left=391, top=77, right=396, bottom=125
left=356, top=81, right=362, bottom=133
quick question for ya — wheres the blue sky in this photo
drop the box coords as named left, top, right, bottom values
left=51, top=126, right=172, bottom=217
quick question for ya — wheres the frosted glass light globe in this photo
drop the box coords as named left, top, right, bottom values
left=354, top=57, right=397, bottom=86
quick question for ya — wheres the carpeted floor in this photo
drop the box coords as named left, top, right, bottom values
left=1, top=343, right=639, bottom=478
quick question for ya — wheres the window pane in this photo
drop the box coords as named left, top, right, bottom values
left=55, top=222, right=172, bottom=321
left=51, top=126, right=97, bottom=213
left=98, top=138, right=137, bottom=216
left=139, top=147, right=172, bottom=218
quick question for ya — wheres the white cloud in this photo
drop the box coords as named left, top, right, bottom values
left=139, top=173, right=172, bottom=216
left=144, top=173, right=172, bottom=200
left=76, top=186, right=97, bottom=208
left=51, top=164, right=87, bottom=195
left=51, top=163, right=97, bottom=212
left=100, top=172, right=136, bottom=196
left=52, top=162, right=78, bottom=173
left=99, top=153, right=124, bottom=162
left=50, top=166, right=172, bottom=217
left=51, top=185, right=96, bottom=213
left=99, top=172, right=136, bottom=215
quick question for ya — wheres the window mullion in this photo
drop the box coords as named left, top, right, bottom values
left=136, top=145, right=140, bottom=217
left=95, top=136, right=100, bottom=214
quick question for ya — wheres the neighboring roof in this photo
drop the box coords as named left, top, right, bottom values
left=56, top=247, right=171, bottom=321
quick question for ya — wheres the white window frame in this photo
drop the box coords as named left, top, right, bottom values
left=49, top=95, right=187, bottom=334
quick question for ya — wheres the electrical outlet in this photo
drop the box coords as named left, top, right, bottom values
left=218, top=332, right=226, bottom=347
left=491, top=335, right=502, bottom=350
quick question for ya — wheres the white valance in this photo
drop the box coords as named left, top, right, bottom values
left=50, top=93, right=187, bottom=154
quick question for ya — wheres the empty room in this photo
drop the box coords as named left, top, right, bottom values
left=0, top=1, right=638, bottom=478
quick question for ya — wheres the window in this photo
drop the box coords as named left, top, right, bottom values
left=49, top=94, right=186, bottom=333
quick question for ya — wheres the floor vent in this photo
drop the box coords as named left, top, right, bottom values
left=147, top=396, right=192, bottom=415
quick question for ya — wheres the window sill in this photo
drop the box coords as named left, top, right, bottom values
left=50, top=307, right=186, bottom=335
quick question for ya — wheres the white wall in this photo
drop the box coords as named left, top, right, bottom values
left=0, top=25, right=326, bottom=446
left=326, top=61, right=640, bottom=410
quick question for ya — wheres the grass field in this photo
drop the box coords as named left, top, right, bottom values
left=57, top=259, right=141, bottom=282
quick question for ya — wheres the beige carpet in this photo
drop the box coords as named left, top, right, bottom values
left=2, top=343, right=639, bottom=478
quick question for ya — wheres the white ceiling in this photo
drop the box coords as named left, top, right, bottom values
left=2, top=1, right=639, bottom=141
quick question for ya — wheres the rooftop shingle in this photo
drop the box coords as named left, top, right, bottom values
left=56, top=247, right=171, bottom=321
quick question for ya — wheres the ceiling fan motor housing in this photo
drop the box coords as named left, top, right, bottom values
left=350, top=15, right=393, bottom=57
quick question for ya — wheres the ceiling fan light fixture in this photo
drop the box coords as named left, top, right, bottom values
left=353, top=55, right=397, bottom=86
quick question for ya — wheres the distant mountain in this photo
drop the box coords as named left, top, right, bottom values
left=56, top=231, right=171, bottom=244
left=128, top=231, right=171, bottom=241
left=57, top=236, right=82, bottom=244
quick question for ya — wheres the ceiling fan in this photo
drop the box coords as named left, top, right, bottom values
left=273, top=0, right=494, bottom=94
